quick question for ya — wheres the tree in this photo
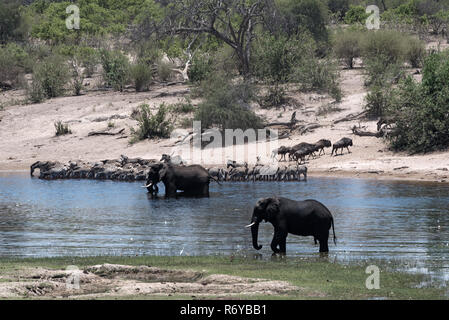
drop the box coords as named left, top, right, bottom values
left=0, top=0, right=22, bottom=43
left=165, top=0, right=271, bottom=77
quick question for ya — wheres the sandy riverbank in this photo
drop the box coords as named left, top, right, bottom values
left=1, top=68, right=449, bottom=184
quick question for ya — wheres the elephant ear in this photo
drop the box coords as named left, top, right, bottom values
left=159, top=164, right=168, bottom=181
left=266, top=197, right=280, bottom=220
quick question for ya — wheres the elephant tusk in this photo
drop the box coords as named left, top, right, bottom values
left=141, top=183, right=153, bottom=188
left=245, top=222, right=256, bottom=228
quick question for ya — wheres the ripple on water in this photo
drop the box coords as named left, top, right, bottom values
left=0, top=172, right=448, bottom=283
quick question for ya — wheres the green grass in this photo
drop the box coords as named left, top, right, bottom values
left=0, top=255, right=445, bottom=300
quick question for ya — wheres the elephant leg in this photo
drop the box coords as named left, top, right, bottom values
left=318, top=233, right=329, bottom=253
left=271, top=229, right=287, bottom=254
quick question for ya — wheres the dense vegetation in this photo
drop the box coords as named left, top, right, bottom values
left=1, top=0, right=449, bottom=152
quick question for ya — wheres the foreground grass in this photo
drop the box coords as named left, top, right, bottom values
left=0, top=255, right=445, bottom=300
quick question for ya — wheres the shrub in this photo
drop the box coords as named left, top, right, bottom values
left=170, top=98, right=195, bottom=113
left=31, top=55, right=70, bottom=99
left=404, top=36, right=426, bottom=68
left=0, top=45, right=24, bottom=88
left=385, top=51, right=449, bottom=153
left=157, top=59, right=174, bottom=82
left=54, top=121, right=71, bottom=136
left=194, top=73, right=264, bottom=130
left=277, top=0, right=329, bottom=42
left=188, top=53, right=213, bottom=83
left=130, top=103, right=173, bottom=143
left=344, top=5, right=369, bottom=25
left=260, top=85, right=288, bottom=109
left=76, top=47, right=100, bottom=78
left=364, top=84, right=394, bottom=117
left=333, top=29, right=362, bottom=69
left=360, top=30, right=406, bottom=66
left=291, top=56, right=342, bottom=102
left=100, top=49, right=130, bottom=91
left=252, top=33, right=315, bottom=84
left=363, top=54, right=404, bottom=88
left=130, top=61, right=152, bottom=92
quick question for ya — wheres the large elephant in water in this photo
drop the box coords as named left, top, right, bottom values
left=144, top=163, right=215, bottom=197
left=246, top=197, right=336, bottom=253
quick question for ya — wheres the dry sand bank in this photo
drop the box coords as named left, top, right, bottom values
left=1, top=69, right=449, bottom=183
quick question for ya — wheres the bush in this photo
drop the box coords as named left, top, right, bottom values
left=260, top=85, right=288, bottom=109
left=130, top=103, right=173, bottom=143
left=363, top=54, right=404, bottom=88
left=194, top=73, right=264, bottom=130
left=252, top=33, right=315, bottom=84
left=332, top=29, right=362, bottom=69
left=100, top=49, right=130, bottom=91
left=130, top=61, right=152, bottom=92
left=344, top=5, right=369, bottom=25
left=385, top=51, right=449, bottom=153
left=291, top=56, right=342, bottom=102
left=0, top=1, right=23, bottom=43
left=31, top=55, right=70, bottom=99
left=404, top=36, right=426, bottom=68
left=361, top=30, right=406, bottom=66
left=364, top=84, right=394, bottom=117
left=170, top=98, right=195, bottom=113
left=157, top=59, right=175, bottom=82
left=277, top=0, right=329, bottom=42
left=54, top=121, right=71, bottom=136
left=188, top=53, right=213, bottom=83
left=0, top=45, right=25, bottom=88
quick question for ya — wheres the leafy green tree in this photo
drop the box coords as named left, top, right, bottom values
left=332, top=29, right=362, bottom=69
left=100, top=49, right=130, bottom=91
left=344, top=5, right=369, bottom=25
left=0, top=0, right=23, bottom=43
left=385, top=51, right=449, bottom=153
left=195, top=72, right=264, bottom=130
left=276, top=0, right=329, bottom=42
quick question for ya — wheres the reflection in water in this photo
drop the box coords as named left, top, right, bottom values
left=0, top=173, right=448, bottom=282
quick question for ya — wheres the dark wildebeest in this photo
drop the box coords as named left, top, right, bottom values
left=331, top=138, right=353, bottom=156
left=289, top=143, right=316, bottom=161
left=314, top=139, right=332, bottom=156
left=271, top=146, right=291, bottom=161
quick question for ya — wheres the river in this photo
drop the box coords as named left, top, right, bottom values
left=0, top=172, right=448, bottom=283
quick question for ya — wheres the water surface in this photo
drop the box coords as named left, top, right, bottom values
left=0, top=172, right=448, bottom=283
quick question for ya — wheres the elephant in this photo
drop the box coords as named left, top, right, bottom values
left=144, top=163, right=216, bottom=197
left=246, top=197, right=336, bottom=254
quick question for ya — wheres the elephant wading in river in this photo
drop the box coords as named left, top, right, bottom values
left=246, top=197, right=336, bottom=253
left=144, top=163, right=217, bottom=197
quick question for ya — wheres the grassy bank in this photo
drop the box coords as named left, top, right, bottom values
left=0, top=255, right=445, bottom=300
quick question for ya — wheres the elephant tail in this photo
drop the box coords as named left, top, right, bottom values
left=331, top=217, right=337, bottom=245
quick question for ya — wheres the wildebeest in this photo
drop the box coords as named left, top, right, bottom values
left=331, top=138, right=353, bottom=156
left=314, top=139, right=332, bottom=156
left=271, top=146, right=291, bottom=161
left=290, top=143, right=317, bottom=161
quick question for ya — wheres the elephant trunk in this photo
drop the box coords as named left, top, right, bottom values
left=250, top=210, right=262, bottom=250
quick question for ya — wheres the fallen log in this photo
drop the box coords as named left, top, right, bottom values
left=334, top=111, right=367, bottom=124
left=88, top=128, right=125, bottom=137
left=351, top=126, right=383, bottom=137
